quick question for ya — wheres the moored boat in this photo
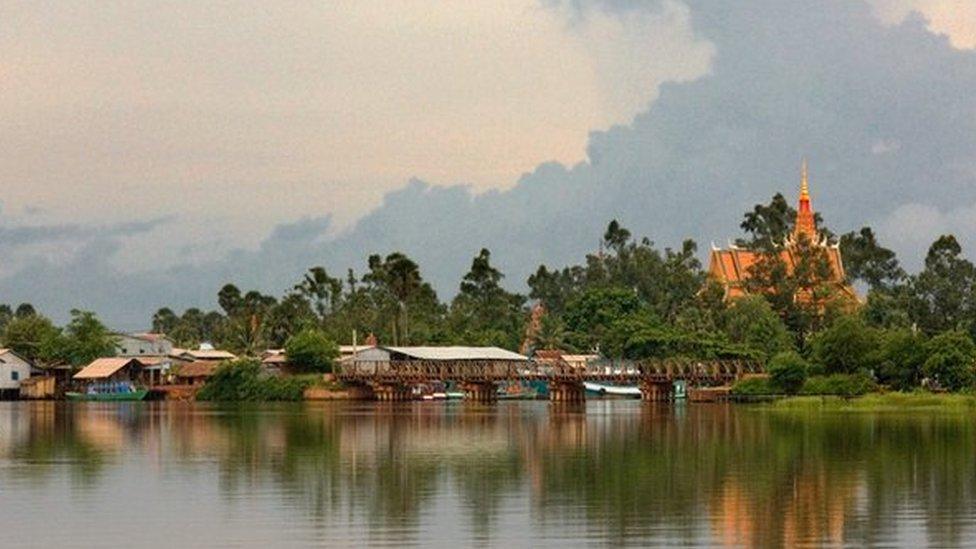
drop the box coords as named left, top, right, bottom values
left=584, top=382, right=642, bottom=398
left=66, top=389, right=150, bottom=402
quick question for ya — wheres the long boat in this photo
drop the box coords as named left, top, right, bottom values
left=66, top=389, right=150, bottom=402
left=584, top=382, right=642, bottom=398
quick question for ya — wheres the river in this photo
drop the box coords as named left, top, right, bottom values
left=0, top=400, right=974, bottom=547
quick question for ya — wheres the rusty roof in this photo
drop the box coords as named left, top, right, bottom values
left=175, top=361, right=220, bottom=378
left=74, top=358, right=143, bottom=379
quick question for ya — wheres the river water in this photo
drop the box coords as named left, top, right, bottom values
left=0, top=400, right=974, bottom=547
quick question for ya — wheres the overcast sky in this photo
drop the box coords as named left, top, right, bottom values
left=2, top=0, right=975, bottom=328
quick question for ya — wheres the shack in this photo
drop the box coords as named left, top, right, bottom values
left=73, top=358, right=146, bottom=387
left=172, top=360, right=220, bottom=386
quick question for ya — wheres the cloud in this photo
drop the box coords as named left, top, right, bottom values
left=3, top=0, right=976, bottom=330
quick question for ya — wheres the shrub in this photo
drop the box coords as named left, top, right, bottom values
left=923, top=330, right=976, bottom=392
left=767, top=351, right=809, bottom=394
left=284, top=328, right=339, bottom=374
left=731, top=376, right=774, bottom=395
left=197, top=359, right=314, bottom=401
left=800, top=373, right=877, bottom=397
left=809, top=315, right=881, bottom=375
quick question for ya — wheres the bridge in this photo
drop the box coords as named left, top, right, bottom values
left=336, top=358, right=763, bottom=402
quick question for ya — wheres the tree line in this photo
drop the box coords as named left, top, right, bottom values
left=3, top=193, right=976, bottom=390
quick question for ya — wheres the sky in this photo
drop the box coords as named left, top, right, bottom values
left=1, top=0, right=976, bottom=329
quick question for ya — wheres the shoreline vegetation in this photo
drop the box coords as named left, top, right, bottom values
left=4, top=191, right=976, bottom=402
left=763, top=392, right=976, bottom=412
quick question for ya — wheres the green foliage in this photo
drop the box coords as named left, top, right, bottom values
left=907, top=235, right=976, bottom=337
left=196, top=359, right=313, bottom=401
left=448, top=248, right=526, bottom=350
left=722, top=296, right=794, bottom=360
left=767, top=351, right=809, bottom=394
left=840, top=227, right=905, bottom=291
left=800, top=373, right=877, bottom=396
left=57, top=309, right=117, bottom=366
left=875, top=329, right=928, bottom=390
left=730, top=376, right=774, bottom=395
left=923, top=330, right=976, bottom=392
left=1, top=313, right=60, bottom=365
left=564, top=287, right=643, bottom=353
left=284, top=329, right=339, bottom=373
left=809, top=315, right=880, bottom=375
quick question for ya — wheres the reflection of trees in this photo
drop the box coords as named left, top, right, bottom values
left=3, top=402, right=976, bottom=545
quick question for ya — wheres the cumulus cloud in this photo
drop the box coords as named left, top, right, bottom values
left=3, top=0, right=976, bottom=329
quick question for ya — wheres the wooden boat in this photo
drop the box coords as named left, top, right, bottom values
left=66, top=390, right=149, bottom=402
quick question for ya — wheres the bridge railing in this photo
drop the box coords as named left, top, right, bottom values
left=337, top=358, right=763, bottom=383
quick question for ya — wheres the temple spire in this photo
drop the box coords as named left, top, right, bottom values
left=800, top=157, right=809, bottom=201
left=794, top=158, right=816, bottom=240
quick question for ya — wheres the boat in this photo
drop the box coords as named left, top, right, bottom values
left=66, top=389, right=149, bottom=402
left=584, top=382, right=642, bottom=398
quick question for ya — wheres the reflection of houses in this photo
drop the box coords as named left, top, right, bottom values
left=116, top=332, right=175, bottom=357
left=0, top=348, right=33, bottom=398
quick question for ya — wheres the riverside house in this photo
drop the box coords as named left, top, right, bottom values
left=0, top=349, right=33, bottom=399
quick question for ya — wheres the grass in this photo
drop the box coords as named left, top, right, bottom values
left=767, top=391, right=976, bottom=412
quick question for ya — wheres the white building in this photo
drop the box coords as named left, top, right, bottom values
left=0, top=349, right=33, bottom=393
left=116, top=333, right=175, bottom=357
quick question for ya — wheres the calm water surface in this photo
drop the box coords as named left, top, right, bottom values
left=0, top=400, right=975, bottom=547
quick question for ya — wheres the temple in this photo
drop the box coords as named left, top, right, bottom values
left=707, top=161, right=857, bottom=303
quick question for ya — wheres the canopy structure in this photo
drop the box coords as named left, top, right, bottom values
left=381, top=346, right=528, bottom=361
left=73, top=358, right=143, bottom=380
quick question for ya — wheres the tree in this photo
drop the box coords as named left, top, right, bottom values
left=0, top=304, right=12, bottom=334
left=1, top=313, right=60, bottom=365
left=294, top=266, right=343, bottom=320
left=58, top=309, right=117, bottom=366
left=14, top=303, right=36, bottom=318
left=767, top=351, right=809, bottom=394
left=840, top=227, right=905, bottom=291
left=450, top=248, right=526, bottom=349
left=363, top=252, right=437, bottom=344
left=876, top=329, right=927, bottom=391
left=907, top=235, right=976, bottom=336
left=284, top=329, right=339, bottom=374
left=923, top=330, right=976, bottom=392
left=721, top=296, right=794, bottom=361
left=809, top=315, right=881, bottom=375
left=217, top=284, right=243, bottom=316
left=151, top=307, right=179, bottom=334
left=563, top=287, right=644, bottom=354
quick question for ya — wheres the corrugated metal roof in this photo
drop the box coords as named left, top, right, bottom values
left=74, top=358, right=142, bottom=379
left=384, top=346, right=527, bottom=361
left=181, top=349, right=237, bottom=360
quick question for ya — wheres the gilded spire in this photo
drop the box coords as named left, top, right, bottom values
left=794, top=157, right=816, bottom=240
left=800, top=157, right=809, bottom=201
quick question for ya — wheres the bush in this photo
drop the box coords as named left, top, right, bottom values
left=197, top=359, right=314, bottom=401
left=284, top=328, right=339, bottom=373
left=730, top=376, right=774, bottom=395
left=800, top=373, right=877, bottom=397
left=923, top=330, right=976, bottom=392
left=809, top=315, right=881, bottom=375
left=767, top=351, right=809, bottom=394
left=722, top=296, right=794, bottom=361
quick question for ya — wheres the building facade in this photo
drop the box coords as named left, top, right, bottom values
left=0, top=349, right=33, bottom=392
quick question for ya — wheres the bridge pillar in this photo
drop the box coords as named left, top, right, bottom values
left=640, top=380, right=673, bottom=402
left=549, top=381, right=585, bottom=403
left=372, top=383, right=412, bottom=401
left=462, top=382, right=496, bottom=402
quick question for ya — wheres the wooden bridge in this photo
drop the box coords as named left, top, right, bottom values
left=336, top=358, right=763, bottom=402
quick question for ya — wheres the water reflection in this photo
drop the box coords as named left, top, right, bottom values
left=0, top=401, right=974, bottom=547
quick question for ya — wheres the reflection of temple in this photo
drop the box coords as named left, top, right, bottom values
left=708, top=161, right=857, bottom=303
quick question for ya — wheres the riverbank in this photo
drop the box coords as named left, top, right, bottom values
left=766, top=392, right=976, bottom=412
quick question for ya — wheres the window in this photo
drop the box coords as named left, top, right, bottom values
left=11, top=371, right=19, bottom=381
